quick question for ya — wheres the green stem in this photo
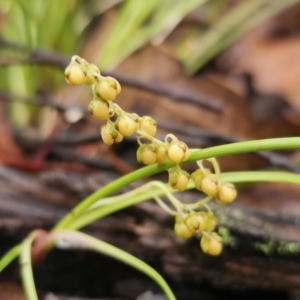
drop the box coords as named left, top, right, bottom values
left=48, top=230, right=176, bottom=300
left=187, top=137, right=300, bottom=161
left=54, top=137, right=300, bottom=230
left=20, top=231, right=39, bottom=300
left=67, top=184, right=167, bottom=230
left=221, top=171, right=300, bottom=184
left=0, top=244, right=21, bottom=272
left=1, top=170, right=300, bottom=274
left=67, top=171, right=300, bottom=231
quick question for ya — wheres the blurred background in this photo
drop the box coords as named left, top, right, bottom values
left=1, top=0, right=300, bottom=299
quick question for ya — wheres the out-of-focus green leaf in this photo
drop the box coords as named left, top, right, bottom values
left=0, top=0, right=84, bottom=127
left=98, top=0, right=208, bottom=70
left=183, top=0, right=300, bottom=74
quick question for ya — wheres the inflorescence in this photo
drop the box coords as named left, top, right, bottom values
left=65, top=56, right=238, bottom=256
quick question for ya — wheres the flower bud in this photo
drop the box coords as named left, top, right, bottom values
left=71, top=55, right=82, bottom=64
left=88, top=99, right=109, bottom=120
left=185, top=212, right=205, bottom=233
left=168, top=168, right=190, bottom=191
left=174, top=215, right=193, bottom=239
left=216, top=183, right=237, bottom=204
left=95, top=77, right=121, bottom=101
left=65, top=63, right=86, bottom=86
left=200, top=174, right=221, bottom=196
left=200, top=232, right=223, bottom=256
left=115, top=115, right=138, bottom=136
left=100, top=124, right=123, bottom=145
left=167, top=141, right=189, bottom=164
left=139, top=116, right=157, bottom=136
left=137, top=145, right=157, bottom=165
left=191, top=169, right=210, bottom=190
left=156, top=145, right=168, bottom=164
left=202, top=212, right=217, bottom=232
left=85, top=63, right=100, bottom=85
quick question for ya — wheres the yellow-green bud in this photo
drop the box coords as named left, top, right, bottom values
left=95, top=77, right=121, bottom=101
left=202, top=212, right=217, bottom=232
left=65, top=63, right=86, bottom=86
left=200, top=233, right=223, bottom=256
left=168, top=168, right=190, bottom=191
left=200, top=174, right=221, bottom=196
left=137, top=145, right=157, bottom=165
left=71, top=55, right=82, bottom=64
left=167, top=141, right=189, bottom=164
left=88, top=99, right=109, bottom=120
left=216, top=183, right=237, bottom=204
left=139, top=116, right=157, bottom=136
left=174, top=215, right=193, bottom=239
left=85, top=63, right=100, bottom=85
left=115, top=115, right=138, bottom=136
left=100, top=124, right=123, bottom=145
left=156, top=145, right=168, bottom=164
left=191, top=169, right=210, bottom=190
left=185, top=213, right=205, bottom=233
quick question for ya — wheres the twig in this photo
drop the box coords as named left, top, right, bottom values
left=0, top=38, right=223, bottom=112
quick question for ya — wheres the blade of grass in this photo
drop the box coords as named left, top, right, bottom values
left=54, top=137, right=300, bottom=230
left=67, top=171, right=300, bottom=231
left=150, top=0, right=209, bottom=45
left=20, top=231, right=39, bottom=300
left=99, top=0, right=161, bottom=69
left=184, top=0, right=300, bottom=74
left=48, top=230, right=176, bottom=300
left=1, top=170, right=299, bottom=274
left=0, top=244, right=22, bottom=273
left=100, top=0, right=209, bottom=70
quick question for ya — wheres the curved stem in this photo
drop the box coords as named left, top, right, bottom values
left=187, top=137, right=300, bottom=162
left=48, top=230, right=176, bottom=300
left=136, top=129, right=165, bottom=145
left=154, top=196, right=178, bottom=215
left=54, top=137, right=300, bottom=230
left=67, top=171, right=300, bottom=231
left=20, top=231, right=39, bottom=300
left=149, top=181, right=184, bottom=210
left=208, top=157, right=221, bottom=176
left=188, top=195, right=213, bottom=210
left=0, top=244, right=21, bottom=273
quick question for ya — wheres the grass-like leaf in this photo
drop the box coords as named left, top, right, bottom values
left=184, top=0, right=300, bottom=74
left=48, top=230, right=177, bottom=300
left=20, top=231, right=39, bottom=300
left=98, top=0, right=208, bottom=70
left=67, top=171, right=300, bottom=231
left=54, top=137, right=300, bottom=230
left=0, top=244, right=21, bottom=272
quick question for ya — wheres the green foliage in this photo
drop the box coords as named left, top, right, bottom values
left=0, top=0, right=83, bottom=126
left=2, top=2, right=300, bottom=299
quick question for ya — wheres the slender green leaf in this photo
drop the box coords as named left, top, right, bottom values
left=20, top=231, right=39, bottom=300
left=0, top=244, right=21, bottom=273
left=68, top=171, right=300, bottom=231
left=184, top=0, right=300, bottom=74
left=50, top=230, right=176, bottom=300
left=54, top=137, right=300, bottom=230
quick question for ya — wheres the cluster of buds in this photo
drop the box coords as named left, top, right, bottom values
left=65, top=56, right=159, bottom=147
left=191, top=168, right=237, bottom=204
left=65, top=56, right=190, bottom=185
left=65, top=56, right=238, bottom=256
left=136, top=136, right=189, bottom=167
left=170, top=166, right=236, bottom=255
left=174, top=211, right=222, bottom=256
